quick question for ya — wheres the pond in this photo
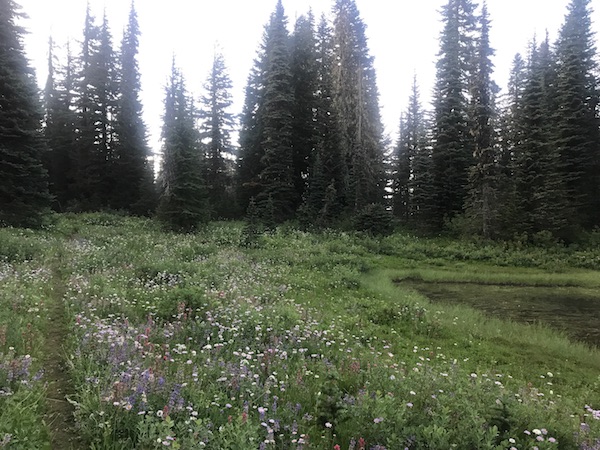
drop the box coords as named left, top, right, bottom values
left=402, top=281, right=600, bottom=347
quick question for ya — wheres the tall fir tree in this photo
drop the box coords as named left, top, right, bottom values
left=393, top=113, right=410, bottom=221
left=112, top=1, right=155, bottom=215
left=237, top=13, right=269, bottom=214
left=301, top=15, right=347, bottom=226
left=238, top=0, right=295, bottom=222
left=198, top=51, right=236, bottom=219
left=157, top=61, right=208, bottom=231
left=256, top=0, right=295, bottom=221
left=411, top=136, right=436, bottom=231
left=72, top=3, right=98, bottom=208
left=43, top=37, right=77, bottom=211
left=96, top=12, right=119, bottom=205
left=0, top=0, right=51, bottom=226
left=464, top=3, right=499, bottom=238
left=430, top=0, right=478, bottom=229
left=332, top=0, right=386, bottom=212
left=494, top=53, right=527, bottom=236
left=316, top=15, right=348, bottom=207
left=43, top=36, right=58, bottom=204
left=498, top=53, right=527, bottom=176
left=393, top=76, right=429, bottom=225
left=554, top=0, right=600, bottom=230
left=73, top=6, right=119, bottom=210
left=290, top=11, right=319, bottom=211
left=514, top=36, right=570, bottom=238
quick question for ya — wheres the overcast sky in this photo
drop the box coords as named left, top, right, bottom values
left=18, top=0, right=600, bottom=154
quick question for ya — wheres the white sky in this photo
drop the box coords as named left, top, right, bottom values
left=18, top=0, right=600, bottom=154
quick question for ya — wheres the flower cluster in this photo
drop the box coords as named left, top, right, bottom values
left=57, top=222, right=600, bottom=449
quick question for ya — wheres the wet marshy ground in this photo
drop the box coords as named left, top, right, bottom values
left=403, top=281, right=600, bottom=347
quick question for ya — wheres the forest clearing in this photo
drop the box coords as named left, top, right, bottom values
left=1, top=214, right=600, bottom=449
left=3, top=0, right=600, bottom=446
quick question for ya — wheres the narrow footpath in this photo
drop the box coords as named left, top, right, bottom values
left=43, top=243, right=83, bottom=449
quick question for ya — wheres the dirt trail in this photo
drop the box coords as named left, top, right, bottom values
left=43, top=244, right=83, bottom=450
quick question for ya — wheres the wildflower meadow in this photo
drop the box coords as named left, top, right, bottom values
left=1, top=214, right=600, bottom=449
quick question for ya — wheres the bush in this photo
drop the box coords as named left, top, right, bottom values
left=0, top=229, right=43, bottom=262
left=353, top=204, right=394, bottom=236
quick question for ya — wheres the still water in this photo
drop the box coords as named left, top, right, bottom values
left=404, top=281, right=600, bottom=347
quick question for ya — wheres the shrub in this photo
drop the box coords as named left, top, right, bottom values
left=353, top=204, right=394, bottom=236
left=0, top=229, right=43, bottom=262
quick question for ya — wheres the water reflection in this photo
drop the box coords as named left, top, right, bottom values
left=403, top=281, right=600, bottom=347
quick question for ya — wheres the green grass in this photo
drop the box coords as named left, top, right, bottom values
left=376, top=274, right=599, bottom=370
left=388, top=265, right=600, bottom=287
left=0, top=230, right=55, bottom=449
left=2, top=213, right=600, bottom=449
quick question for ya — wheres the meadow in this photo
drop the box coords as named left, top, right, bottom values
left=1, top=213, right=600, bottom=449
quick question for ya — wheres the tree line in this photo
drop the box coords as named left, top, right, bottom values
left=1, top=0, right=598, bottom=241
left=393, top=0, right=599, bottom=242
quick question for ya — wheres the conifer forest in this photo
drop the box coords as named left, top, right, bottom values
left=1, top=0, right=598, bottom=241
left=4, top=0, right=600, bottom=449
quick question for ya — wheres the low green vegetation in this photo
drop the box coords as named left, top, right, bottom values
left=1, top=214, right=600, bottom=449
left=0, top=229, right=53, bottom=449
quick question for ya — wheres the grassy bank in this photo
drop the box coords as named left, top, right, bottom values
left=1, top=214, right=600, bottom=449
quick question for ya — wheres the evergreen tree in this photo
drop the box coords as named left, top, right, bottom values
left=240, top=197, right=262, bottom=246
left=238, top=0, right=295, bottom=222
left=430, top=0, right=478, bottom=229
left=495, top=53, right=527, bottom=236
left=72, top=3, right=99, bottom=208
left=393, top=76, right=428, bottom=224
left=410, top=129, right=436, bottom=230
left=43, top=36, right=59, bottom=203
left=96, top=12, right=119, bottom=205
left=498, top=53, right=527, bottom=175
left=237, top=16, right=269, bottom=214
left=301, top=15, right=347, bottom=226
left=255, top=0, right=295, bottom=221
left=198, top=51, right=236, bottom=219
left=0, top=0, right=51, bottom=227
left=514, top=37, right=570, bottom=238
left=464, top=3, right=499, bottom=238
left=73, top=6, right=118, bottom=210
left=393, top=113, right=410, bottom=221
left=43, top=37, right=77, bottom=211
left=301, top=150, right=328, bottom=226
left=112, top=1, right=155, bottom=215
left=156, top=61, right=208, bottom=231
left=554, top=0, right=600, bottom=229
left=290, top=12, right=319, bottom=211
left=332, top=0, right=386, bottom=212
